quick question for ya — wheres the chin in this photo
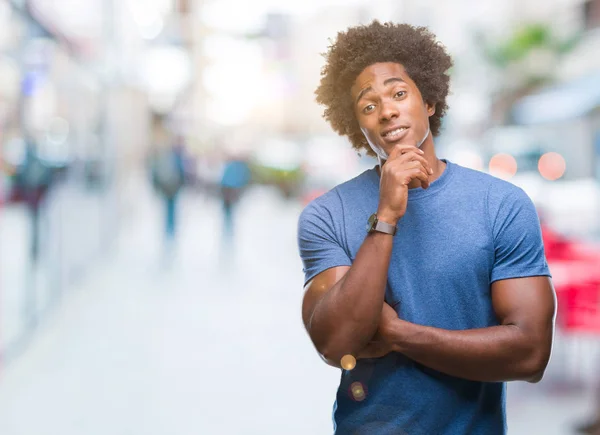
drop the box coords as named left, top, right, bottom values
left=381, top=139, right=417, bottom=150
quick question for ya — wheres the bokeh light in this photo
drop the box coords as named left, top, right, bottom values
left=538, top=152, right=566, bottom=181
left=350, top=382, right=366, bottom=402
left=488, top=153, right=518, bottom=179
left=340, top=354, right=356, bottom=370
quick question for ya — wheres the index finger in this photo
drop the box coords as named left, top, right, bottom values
left=387, top=144, right=425, bottom=161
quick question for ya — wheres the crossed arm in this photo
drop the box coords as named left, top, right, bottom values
left=301, top=236, right=556, bottom=383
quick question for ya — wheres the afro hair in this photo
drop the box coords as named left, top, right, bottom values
left=315, top=21, right=453, bottom=156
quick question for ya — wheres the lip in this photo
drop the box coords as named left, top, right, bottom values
left=380, top=126, right=410, bottom=143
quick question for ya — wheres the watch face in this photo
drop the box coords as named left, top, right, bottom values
left=366, top=213, right=377, bottom=232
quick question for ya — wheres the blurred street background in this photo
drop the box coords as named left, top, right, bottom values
left=0, top=0, right=600, bottom=434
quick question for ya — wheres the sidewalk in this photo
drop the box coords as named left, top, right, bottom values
left=0, top=186, right=594, bottom=434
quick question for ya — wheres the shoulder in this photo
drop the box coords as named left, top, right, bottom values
left=335, top=167, right=378, bottom=196
left=450, top=161, right=530, bottom=205
left=299, top=169, right=376, bottom=222
left=445, top=162, right=538, bottom=235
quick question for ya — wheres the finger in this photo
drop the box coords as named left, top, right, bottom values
left=357, top=346, right=374, bottom=359
left=415, top=169, right=430, bottom=190
left=398, top=152, right=434, bottom=175
left=360, top=342, right=392, bottom=359
left=401, top=161, right=430, bottom=188
left=388, top=145, right=424, bottom=162
left=387, top=144, right=424, bottom=161
left=384, top=151, right=433, bottom=178
left=357, top=344, right=383, bottom=359
left=414, top=160, right=432, bottom=184
left=403, top=167, right=430, bottom=188
left=383, top=159, right=430, bottom=188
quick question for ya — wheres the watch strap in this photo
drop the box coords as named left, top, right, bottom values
left=367, top=213, right=397, bottom=235
left=374, top=218, right=397, bottom=236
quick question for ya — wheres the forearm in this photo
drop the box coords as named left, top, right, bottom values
left=309, top=232, right=393, bottom=360
left=389, top=321, right=550, bottom=382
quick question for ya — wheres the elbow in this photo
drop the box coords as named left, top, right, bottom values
left=312, top=332, right=343, bottom=363
left=522, top=348, right=551, bottom=384
left=317, top=351, right=343, bottom=368
left=526, top=371, right=544, bottom=384
left=311, top=334, right=343, bottom=366
left=319, top=343, right=350, bottom=366
left=318, top=337, right=362, bottom=367
left=312, top=327, right=366, bottom=366
left=319, top=348, right=338, bottom=364
left=523, top=359, right=546, bottom=383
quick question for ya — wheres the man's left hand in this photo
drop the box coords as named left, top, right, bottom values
left=357, top=302, right=402, bottom=359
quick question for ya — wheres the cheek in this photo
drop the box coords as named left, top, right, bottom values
left=359, top=125, right=372, bottom=138
left=365, top=127, right=380, bottom=140
left=356, top=116, right=374, bottom=133
left=359, top=125, right=380, bottom=143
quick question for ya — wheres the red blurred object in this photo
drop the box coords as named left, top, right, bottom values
left=543, top=224, right=600, bottom=334
left=300, top=188, right=327, bottom=206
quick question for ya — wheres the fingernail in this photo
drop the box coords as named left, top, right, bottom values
left=429, top=169, right=433, bottom=174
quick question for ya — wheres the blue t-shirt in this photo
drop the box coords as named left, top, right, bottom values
left=297, top=160, right=551, bottom=435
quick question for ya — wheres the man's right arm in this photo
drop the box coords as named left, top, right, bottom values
left=301, top=231, right=395, bottom=368
left=300, top=145, right=432, bottom=368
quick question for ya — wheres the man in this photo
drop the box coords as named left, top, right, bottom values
left=297, top=21, right=556, bottom=434
left=219, top=153, right=251, bottom=240
left=150, top=136, right=186, bottom=248
left=14, top=139, right=54, bottom=263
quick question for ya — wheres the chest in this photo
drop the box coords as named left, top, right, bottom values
left=346, top=198, right=493, bottom=264
left=344, top=198, right=495, bottom=321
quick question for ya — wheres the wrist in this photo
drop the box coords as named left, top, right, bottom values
left=375, top=211, right=401, bottom=226
left=384, top=318, right=411, bottom=353
left=367, top=212, right=397, bottom=236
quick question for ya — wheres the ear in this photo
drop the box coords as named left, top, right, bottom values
left=425, top=102, right=436, bottom=117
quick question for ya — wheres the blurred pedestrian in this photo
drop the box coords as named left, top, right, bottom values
left=12, top=138, right=54, bottom=328
left=14, top=139, right=53, bottom=263
left=575, top=407, right=600, bottom=434
left=219, top=155, right=251, bottom=240
left=298, top=21, right=556, bottom=434
left=150, top=136, right=186, bottom=251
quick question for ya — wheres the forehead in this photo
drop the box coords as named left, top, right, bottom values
left=351, top=62, right=414, bottom=96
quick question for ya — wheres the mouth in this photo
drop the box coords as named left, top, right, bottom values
left=381, top=127, right=409, bottom=143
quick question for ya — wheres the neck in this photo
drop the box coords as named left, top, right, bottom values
left=418, top=136, right=444, bottom=182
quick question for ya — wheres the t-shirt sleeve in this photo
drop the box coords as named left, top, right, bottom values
left=297, top=195, right=352, bottom=286
left=490, top=187, right=551, bottom=283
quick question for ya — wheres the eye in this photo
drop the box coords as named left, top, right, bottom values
left=394, top=90, right=406, bottom=98
left=363, top=104, right=375, bottom=114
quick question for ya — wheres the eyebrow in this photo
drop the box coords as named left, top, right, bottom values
left=355, top=77, right=406, bottom=105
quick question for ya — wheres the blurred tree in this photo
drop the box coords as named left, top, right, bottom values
left=475, top=23, right=582, bottom=125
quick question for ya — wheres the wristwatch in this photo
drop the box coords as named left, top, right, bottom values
left=366, top=213, right=397, bottom=236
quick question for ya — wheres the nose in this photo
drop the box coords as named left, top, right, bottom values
left=379, top=99, right=399, bottom=122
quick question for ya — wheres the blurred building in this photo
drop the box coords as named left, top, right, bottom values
left=275, top=0, right=600, bottom=237
left=0, top=0, right=184, bottom=362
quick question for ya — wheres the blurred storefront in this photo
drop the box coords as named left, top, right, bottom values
left=0, top=0, right=154, bottom=364
left=504, top=0, right=600, bottom=239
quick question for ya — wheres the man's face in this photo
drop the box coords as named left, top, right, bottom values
left=351, top=62, right=435, bottom=156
